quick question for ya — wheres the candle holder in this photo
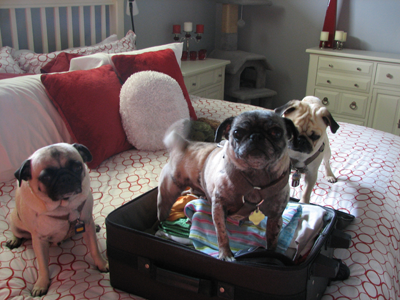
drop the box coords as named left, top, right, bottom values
left=320, top=41, right=326, bottom=49
left=172, top=24, right=203, bottom=57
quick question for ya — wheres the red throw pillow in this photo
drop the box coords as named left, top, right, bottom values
left=41, top=53, right=82, bottom=73
left=112, top=49, right=197, bottom=120
left=41, top=65, right=132, bottom=168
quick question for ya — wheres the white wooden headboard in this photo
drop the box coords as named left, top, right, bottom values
left=0, top=0, right=125, bottom=52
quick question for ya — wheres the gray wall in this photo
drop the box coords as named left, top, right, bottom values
left=234, top=0, right=400, bottom=107
left=126, top=0, right=217, bottom=53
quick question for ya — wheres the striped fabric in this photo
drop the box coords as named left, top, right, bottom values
left=184, top=199, right=302, bottom=258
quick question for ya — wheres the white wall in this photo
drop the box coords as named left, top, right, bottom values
left=235, top=0, right=400, bottom=107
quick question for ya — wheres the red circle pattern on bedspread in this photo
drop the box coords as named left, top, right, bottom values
left=0, top=97, right=399, bottom=299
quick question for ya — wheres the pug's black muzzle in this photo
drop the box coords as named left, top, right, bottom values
left=289, top=135, right=313, bottom=154
left=46, top=169, right=82, bottom=201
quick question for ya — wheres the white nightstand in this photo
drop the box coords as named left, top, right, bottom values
left=306, top=47, right=400, bottom=135
left=181, top=58, right=230, bottom=100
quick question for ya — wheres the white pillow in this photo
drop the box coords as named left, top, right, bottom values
left=0, top=75, right=73, bottom=182
left=69, top=42, right=184, bottom=71
left=15, top=31, right=137, bottom=74
left=119, top=71, right=189, bottom=150
left=0, top=46, right=25, bottom=74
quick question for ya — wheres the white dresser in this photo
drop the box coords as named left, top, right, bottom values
left=181, top=58, right=230, bottom=100
left=306, top=47, right=400, bottom=135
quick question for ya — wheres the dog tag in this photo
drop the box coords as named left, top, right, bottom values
left=249, top=208, right=265, bottom=226
left=75, top=220, right=86, bottom=234
left=291, top=171, right=301, bottom=187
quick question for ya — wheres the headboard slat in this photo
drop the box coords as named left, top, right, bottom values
left=101, top=5, right=107, bottom=41
left=79, top=6, right=85, bottom=47
left=54, top=8, right=62, bottom=51
left=10, top=8, right=19, bottom=50
left=40, top=7, right=49, bottom=53
left=25, top=9, right=35, bottom=51
left=67, top=6, right=74, bottom=48
left=90, top=6, right=96, bottom=46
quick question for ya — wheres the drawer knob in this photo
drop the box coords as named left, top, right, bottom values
left=192, top=83, right=197, bottom=86
left=354, top=83, right=359, bottom=88
left=349, top=101, right=357, bottom=110
left=386, top=73, right=393, bottom=79
left=322, top=97, right=329, bottom=105
left=327, top=80, right=332, bottom=84
left=218, top=74, right=222, bottom=77
left=328, top=64, right=334, bottom=68
left=357, top=67, right=362, bottom=71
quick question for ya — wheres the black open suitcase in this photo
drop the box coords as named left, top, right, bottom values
left=106, top=188, right=354, bottom=300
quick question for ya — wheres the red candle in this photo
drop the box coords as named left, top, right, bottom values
left=173, top=24, right=181, bottom=34
left=196, top=24, right=204, bottom=34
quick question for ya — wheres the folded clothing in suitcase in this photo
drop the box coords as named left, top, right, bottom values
left=106, top=188, right=354, bottom=300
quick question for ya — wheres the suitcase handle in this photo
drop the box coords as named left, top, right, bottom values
left=138, top=256, right=213, bottom=296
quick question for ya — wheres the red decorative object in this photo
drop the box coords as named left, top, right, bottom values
left=198, top=49, right=207, bottom=60
left=173, top=24, right=181, bottom=34
left=196, top=24, right=204, bottom=34
left=190, top=51, right=197, bottom=61
left=320, top=0, right=337, bottom=48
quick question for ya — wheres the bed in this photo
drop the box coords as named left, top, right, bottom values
left=1, top=1, right=399, bottom=300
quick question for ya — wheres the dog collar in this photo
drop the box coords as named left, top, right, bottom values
left=291, top=142, right=325, bottom=174
left=290, top=143, right=325, bottom=187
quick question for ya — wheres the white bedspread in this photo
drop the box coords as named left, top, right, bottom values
left=1, top=97, right=399, bottom=299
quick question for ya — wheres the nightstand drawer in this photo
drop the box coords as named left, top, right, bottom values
left=339, top=93, right=369, bottom=118
left=318, top=56, right=373, bottom=75
left=375, top=64, right=400, bottom=87
left=316, top=73, right=371, bottom=92
left=184, top=67, right=224, bottom=93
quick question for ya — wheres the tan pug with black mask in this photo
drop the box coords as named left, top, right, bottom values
left=275, top=96, right=340, bottom=204
left=157, top=110, right=298, bottom=261
left=6, top=143, right=108, bottom=297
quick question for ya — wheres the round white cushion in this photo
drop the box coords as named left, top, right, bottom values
left=119, top=70, right=190, bottom=150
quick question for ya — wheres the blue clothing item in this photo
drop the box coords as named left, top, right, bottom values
left=184, top=199, right=302, bottom=258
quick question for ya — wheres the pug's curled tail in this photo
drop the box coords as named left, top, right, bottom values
left=163, top=118, right=191, bottom=151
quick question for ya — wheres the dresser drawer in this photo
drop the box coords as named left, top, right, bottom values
left=338, top=93, right=369, bottom=118
left=375, top=63, right=400, bottom=87
left=316, top=73, right=371, bottom=93
left=318, top=56, right=373, bottom=75
left=314, top=89, right=339, bottom=113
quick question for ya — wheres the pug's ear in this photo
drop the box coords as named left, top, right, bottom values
left=322, top=113, right=340, bottom=134
left=283, top=117, right=299, bottom=148
left=73, top=143, right=93, bottom=163
left=215, top=116, right=235, bottom=143
left=14, top=159, right=32, bottom=187
left=274, top=100, right=298, bottom=116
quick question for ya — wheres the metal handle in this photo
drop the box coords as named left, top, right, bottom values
left=356, top=67, right=362, bottom=71
left=192, top=82, right=197, bottom=86
left=354, top=83, right=359, bottom=88
left=349, top=101, right=357, bottom=110
left=387, top=73, right=393, bottom=79
left=328, top=64, right=334, bottom=68
left=327, top=80, right=332, bottom=84
left=218, top=74, right=222, bottom=78
left=322, top=97, right=329, bottom=105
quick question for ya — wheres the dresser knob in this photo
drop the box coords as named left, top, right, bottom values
left=327, top=80, right=331, bottom=84
left=218, top=74, right=222, bottom=77
left=354, top=83, right=359, bottom=88
left=328, top=64, right=334, bottom=68
left=322, top=97, right=329, bottom=105
left=192, top=83, right=197, bottom=86
left=357, top=67, right=362, bottom=71
left=387, top=73, right=393, bottom=79
left=349, top=101, right=357, bottom=110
